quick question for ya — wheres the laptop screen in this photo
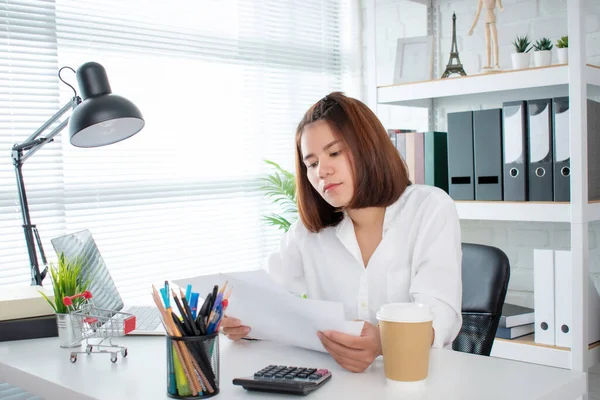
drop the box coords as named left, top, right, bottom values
left=51, top=229, right=124, bottom=313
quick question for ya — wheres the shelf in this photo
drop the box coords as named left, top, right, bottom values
left=456, top=201, right=570, bottom=223
left=491, top=334, right=600, bottom=369
left=378, top=64, right=600, bottom=108
left=455, top=201, right=600, bottom=223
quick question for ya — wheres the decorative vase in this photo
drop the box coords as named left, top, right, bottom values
left=511, top=52, right=530, bottom=70
left=534, top=50, right=552, bottom=67
left=56, top=313, right=80, bottom=348
left=557, top=48, right=568, bottom=64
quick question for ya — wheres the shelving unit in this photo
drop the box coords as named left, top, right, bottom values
left=364, top=0, right=594, bottom=373
left=492, top=335, right=600, bottom=369
left=378, top=64, right=600, bottom=108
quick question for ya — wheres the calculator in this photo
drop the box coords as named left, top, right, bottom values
left=232, top=364, right=332, bottom=396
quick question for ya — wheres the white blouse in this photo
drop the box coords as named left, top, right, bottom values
left=266, top=184, right=463, bottom=348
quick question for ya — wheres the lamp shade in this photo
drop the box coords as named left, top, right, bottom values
left=69, top=62, right=144, bottom=148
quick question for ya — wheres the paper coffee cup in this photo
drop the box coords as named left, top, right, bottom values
left=376, top=303, right=433, bottom=390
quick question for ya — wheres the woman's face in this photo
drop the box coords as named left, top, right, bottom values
left=300, top=120, right=354, bottom=208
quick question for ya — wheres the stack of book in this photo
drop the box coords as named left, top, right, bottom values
left=496, top=303, right=535, bottom=340
left=0, top=285, right=57, bottom=342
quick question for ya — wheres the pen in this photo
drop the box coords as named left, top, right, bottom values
left=190, top=292, right=199, bottom=320
left=207, top=282, right=227, bottom=326
left=208, top=285, right=218, bottom=314
left=172, top=312, right=191, bottom=336
left=185, top=284, right=192, bottom=305
left=179, top=288, right=200, bottom=336
left=197, top=293, right=212, bottom=322
left=215, top=299, right=228, bottom=332
left=197, top=293, right=212, bottom=333
left=172, top=289, right=198, bottom=336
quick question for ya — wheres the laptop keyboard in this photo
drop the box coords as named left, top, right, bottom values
left=126, top=306, right=162, bottom=332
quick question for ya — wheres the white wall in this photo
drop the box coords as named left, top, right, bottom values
left=362, top=0, right=600, bottom=307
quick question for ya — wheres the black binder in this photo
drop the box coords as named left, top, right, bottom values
left=502, top=101, right=528, bottom=201
left=447, top=111, right=474, bottom=200
left=473, top=109, right=503, bottom=200
left=527, top=99, right=554, bottom=201
left=552, top=97, right=570, bottom=202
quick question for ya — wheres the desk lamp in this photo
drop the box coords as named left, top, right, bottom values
left=11, top=62, right=145, bottom=286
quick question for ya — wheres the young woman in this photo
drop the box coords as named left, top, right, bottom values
left=222, top=92, right=463, bottom=373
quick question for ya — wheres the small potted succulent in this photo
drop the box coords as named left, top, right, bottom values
left=556, top=36, right=568, bottom=64
left=511, top=35, right=532, bottom=70
left=533, top=37, right=554, bottom=67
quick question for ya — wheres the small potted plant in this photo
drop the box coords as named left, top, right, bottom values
left=557, top=36, right=568, bottom=64
left=533, top=37, right=553, bottom=67
left=511, top=35, right=532, bottom=70
left=40, top=253, right=90, bottom=348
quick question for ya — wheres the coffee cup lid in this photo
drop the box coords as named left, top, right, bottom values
left=376, top=303, right=433, bottom=323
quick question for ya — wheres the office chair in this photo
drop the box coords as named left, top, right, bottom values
left=452, top=242, right=510, bottom=356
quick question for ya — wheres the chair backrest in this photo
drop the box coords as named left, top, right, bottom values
left=452, top=242, right=510, bottom=356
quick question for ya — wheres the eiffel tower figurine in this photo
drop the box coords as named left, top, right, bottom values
left=441, top=13, right=467, bottom=79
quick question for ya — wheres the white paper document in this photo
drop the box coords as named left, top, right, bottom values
left=173, top=270, right=364, bottom=353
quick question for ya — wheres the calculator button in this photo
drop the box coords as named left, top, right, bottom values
left=308, top=374, right=322, bottom=380
left=254, top=372, right=264, bottom=377
left=274, top=374, right=285, bottom=379
left=296, top=373, right=309, bottom=379
left=316, top=369, right=329, bottom=375
left=263, top=373, right=274, bottom=378
left=305, top=368, right=317, bottom=375
left=284, top=374, right=295, bottom=379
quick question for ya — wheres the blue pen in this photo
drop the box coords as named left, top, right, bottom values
left=206, top=303, right=223, bottom=334
left=190, top=292, right=199, bottom=320
left=185, top=284, right=192, bottom=304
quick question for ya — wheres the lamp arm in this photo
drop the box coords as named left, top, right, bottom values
left=11, top=96, right=80, bottom=286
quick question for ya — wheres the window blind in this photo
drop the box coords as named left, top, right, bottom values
left=0, top=0, right=65, bottom=285
left=0, top=0, right=358, bottom=300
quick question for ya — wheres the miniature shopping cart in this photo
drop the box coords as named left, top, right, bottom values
left=63, top=291, right=136, bottom=363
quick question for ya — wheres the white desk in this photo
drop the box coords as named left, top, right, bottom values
left=0, top=335, right=587, bottom=400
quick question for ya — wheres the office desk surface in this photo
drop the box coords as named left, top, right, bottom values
left=0, top=336, right=586, bottom=400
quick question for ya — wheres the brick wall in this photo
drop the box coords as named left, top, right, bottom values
left=362, top=0, right=600, bottom=307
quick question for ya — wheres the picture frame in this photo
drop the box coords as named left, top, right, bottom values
left=393, top=36, right=434, bottom=84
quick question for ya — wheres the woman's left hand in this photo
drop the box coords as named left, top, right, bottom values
left=317, top=321, right=382, bottom=373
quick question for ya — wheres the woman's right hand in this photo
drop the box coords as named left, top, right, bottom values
left=220, top=316, right=251, bottom=341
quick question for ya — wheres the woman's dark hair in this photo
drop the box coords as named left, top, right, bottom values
left=295, top=91, right=410, bottom=233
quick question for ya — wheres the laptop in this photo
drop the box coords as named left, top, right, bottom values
left=50, top=229, right=165, bottom=336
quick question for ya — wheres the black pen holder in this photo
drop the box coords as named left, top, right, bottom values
left=166, top=333, right=220, bottom=399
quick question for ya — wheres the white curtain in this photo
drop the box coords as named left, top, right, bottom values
left=0, top=0, right=362, bottom=300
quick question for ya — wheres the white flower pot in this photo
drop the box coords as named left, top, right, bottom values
left=557, top=48, right=568, bottom=64
left=534, top=50, right=553, bottom=67
left=511, top=52, right=530, bottom=70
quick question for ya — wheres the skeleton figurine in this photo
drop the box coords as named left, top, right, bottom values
left=468, top=0, right=504, bottom=70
